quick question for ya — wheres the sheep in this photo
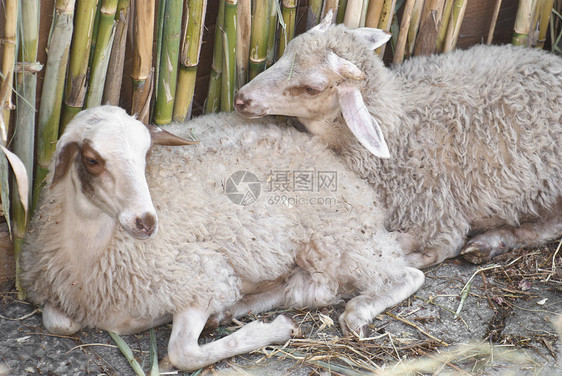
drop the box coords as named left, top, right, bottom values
left=21, top=105, right=424, bottom=371
left=234, top=14, right=562, bottom=269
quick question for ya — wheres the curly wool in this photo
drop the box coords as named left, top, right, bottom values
left=296, top=26, right=562, bottom=252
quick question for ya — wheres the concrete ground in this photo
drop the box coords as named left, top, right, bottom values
left=1, top=244, right=560, bottom=376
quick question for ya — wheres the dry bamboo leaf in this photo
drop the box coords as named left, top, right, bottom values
left=0, top=146, right=28, bottom=216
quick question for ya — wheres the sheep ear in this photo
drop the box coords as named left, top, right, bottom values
left=337, top=84, right=390, bottom=159
left=51, top=141, right=80, bottom=188
left=146, top=124, right=199, bottom=146
left=327, top=52, right=366, bottom=81
left=348, top=28, right=391, bottom=51
left=310, top=9, right=334, bottom=33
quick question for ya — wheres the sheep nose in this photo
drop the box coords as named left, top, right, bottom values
left=136, top=213, right=156, bottom=236
left=234, top=92, right=251, bottom=110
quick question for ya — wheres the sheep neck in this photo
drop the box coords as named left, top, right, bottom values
left=59, top=177, right=116, bottom=266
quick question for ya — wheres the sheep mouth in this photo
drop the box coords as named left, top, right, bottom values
left=234, top=108, right=268, bottom=119
left=121, top=222, right=158, bottom=240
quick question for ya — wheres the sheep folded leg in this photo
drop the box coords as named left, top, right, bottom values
left=462, top=214, right=562, bottom=264
left=167, top=307, right=298, bottom=372
left=42, top=303, right=83, bottom=335
left=339, top=266, right=425, bottom=338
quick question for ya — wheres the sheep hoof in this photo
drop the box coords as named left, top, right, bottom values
left=206, top=310, right=232, bottom=332
left=272, top=314, right=302, bottom=339
left=461, top=241, right=494, bottom=264
left=158, top=355, right=175, bottom=374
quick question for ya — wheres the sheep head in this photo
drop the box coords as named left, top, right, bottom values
left=50, top=106, right=195, bottom=240
left=235, top=14, right=391, bottom=158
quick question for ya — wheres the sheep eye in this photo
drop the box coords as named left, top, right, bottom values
left=303, top=86, right=321, bottom=95
left=85, top=157, right=98, bottom=166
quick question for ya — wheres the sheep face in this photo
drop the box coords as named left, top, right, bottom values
left=52, top=107, right=158, bottom=240
left=235, top=20, right=391, bottom=158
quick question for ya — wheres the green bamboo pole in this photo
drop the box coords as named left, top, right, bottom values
left=88, top=1, right=103, bottom=68
left=307, top=0, right=324, bottom=30
left=265, top=0, right=278, bottom=67
left=221, top=0, right=237, bottom=112
left=102, top=0, right=130, bottom=105
left=173, top=0, right=207, bottom=122
left=435, top=0, right=453, bottom=51
left=1, top=0, right=18, bottom=134
left=249, top=0, right=271, bottom=80
left=278, top=0, right=297, bottom=57
left=131, top=0, right=155, bottom=124
left=537, top=0, right=555, bottom=47
left=60, top=0, right=99, bottom=132
left=12, top=0, right=40, bottom=298
left=513, top=0, right=537, bottom=45
left=0, top=0, right=19, bottom=240
left=205, top=0, right=225, bottom=113
left=393, top=0, right=417, bottom=64
left=442, top=0, right=467, bottom=52
left=34, top=0, right=76, bottom=211
left=153, top=0, right=183, bottom=124
left=236, top=0, right=251, bottom=89
left=85, top=0, right=119, bottom=108
left=153, top=0, right=166, bottom=108
left=376, top=0, right=396, bottom=56
left=336, top=0, right=348, bottom=23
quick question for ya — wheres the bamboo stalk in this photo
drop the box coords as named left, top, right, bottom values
left=376, top=0, right=397, bottom=56
left=513, top=0, right=537, bottom=45
left=365, top=0, right=383, bottom=27
left=359, top=0, right=370, bottom=26
left=265, top=0, right=278, bottom=67
left=102, top=0, right=130, bottom=105
left=221, top=0, right=238, bottom=112
left=442, top=0, right=467, bottom=52
left=60, top=0, right=99, bottom=131
left=337, top=0, right=348, bottom=23
left=406, top=0, right=425, bottom=57
left=205, top=0, right=225, bottom=113
left=249, top=0, right=271, bottom=80
left=34, top=0, right=76, bottom=211
left=1, top=0, right=18, bottom=137
left=436, top=0, right=454, bottom=51
left=85, top=0, right=119, bottom=108
left=13, top=0, right=40, bottom=298
left=344, top=0, right=363, bottom=28
left=537, top=0, right=555, bottom=47
left=173, top=0, right=207, bottom=122
left=307, top=0, right=325, bottom=30
left=132, top=0, right=155, bottom=124
left=278, top=0, right=297, bottom=57
left=487, top=0, right=503, bottom=44
left=153, top=0, right=184, bottom=124
left=414, top=0, right=444, bottom=56
left=393, top=0, right=417, bottom=64
left=236, top=0, right=251, bottom=89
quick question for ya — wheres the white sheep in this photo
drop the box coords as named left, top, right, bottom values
left=21, top=106, right=424, bottom=371
left=234, top=15, right=562, bottom=268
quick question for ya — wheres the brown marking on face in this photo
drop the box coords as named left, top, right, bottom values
left=81, top=139, right=106, bottom=176
left=77, top=140, right=107, bottom=199
left=51, top=142, right=80, bottom=188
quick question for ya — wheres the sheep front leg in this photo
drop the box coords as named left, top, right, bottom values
left=168, top=307, right=297, bottom=372
left=339, top=267, right=425, bottom=338
left=42, top=303, right=82, bottom=335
